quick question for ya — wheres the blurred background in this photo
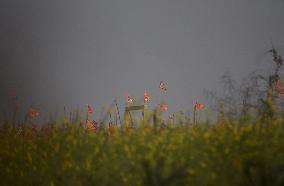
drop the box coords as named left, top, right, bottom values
left=0, top=0, right=284, bottom=122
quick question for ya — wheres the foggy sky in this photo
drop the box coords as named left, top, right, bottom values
left=1, top=0, right=284, bottom=121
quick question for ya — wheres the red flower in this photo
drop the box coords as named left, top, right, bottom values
left=29, top=107, right=39, bottom=118
left=86, top=104, right=93, bottom=114
left=159, top=81, right=167, bottom=91
left=144, top=90, right=150, bottom=103
left=159, top=103, right=168, bottom=111
left=194, top=101, right=204, bottom=110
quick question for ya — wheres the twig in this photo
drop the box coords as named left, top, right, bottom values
left=115, top=99, right=122, bottom=125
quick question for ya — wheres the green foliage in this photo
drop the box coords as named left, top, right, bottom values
left=1, top=120, right=284, bottom=186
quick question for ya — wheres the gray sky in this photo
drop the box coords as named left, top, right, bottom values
left=1, top=0, right=284, bottom=121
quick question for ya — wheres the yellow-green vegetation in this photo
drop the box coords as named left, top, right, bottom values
left=1, top=120, right=284, bottom=186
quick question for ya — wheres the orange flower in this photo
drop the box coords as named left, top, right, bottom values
left=194, top=101, right=204, bottom=110
left=144, top=90, right=150, bottom=103
left=159, top=103, right=168, bottom=111
left=275, top=79, right=284, bottom=94
left=126, top=95, right=134, bottom=104
left=29, top=107, right=39, bottom=118
left=86, top=104, right=93, bottom=114
left=31, top=123, right=37, bottom=130
left=159, top=81, right=167, bottom=91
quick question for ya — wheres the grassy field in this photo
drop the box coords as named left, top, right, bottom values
left=1, top=118, right=284, bottom=186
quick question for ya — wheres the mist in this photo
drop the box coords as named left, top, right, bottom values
left=1, top=0, right=284, bottom=121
